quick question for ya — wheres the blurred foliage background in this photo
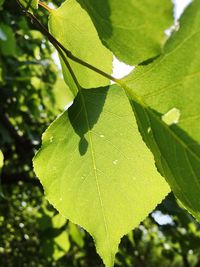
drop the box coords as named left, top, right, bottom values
left=1, top=0, right=200, bottom=266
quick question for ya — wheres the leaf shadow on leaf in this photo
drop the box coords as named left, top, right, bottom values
left=77, top=0, right=113, bottom=41
left=138, top=55, right=159, bottom=66
left=170, top=125, right=200, bottom=158
left=150, top=107, right=200, bottom=158
left=68, top=87, right=108, bottom=156
left=131, top=100, right=200, bottom=160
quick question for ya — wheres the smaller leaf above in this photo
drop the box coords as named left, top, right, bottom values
left=77, top=0, right=173, bottom=65
left=34, top=85, right=169, bottom=267
left=49, top=0, right=113, bottom=95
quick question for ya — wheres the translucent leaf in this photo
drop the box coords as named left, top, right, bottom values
left=34, top=85, right=169, bottom=267
left=121, top=0, right=200, bottom=220
left=49, top=0, right=113, bottom=95
left=77, top=0, right=173, bottom=65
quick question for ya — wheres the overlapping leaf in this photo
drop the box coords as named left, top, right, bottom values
left=122, top=0, right=200, bottom=220
left=34, top=85, right=169, bottom=267
left=77, top=0, right=173, bottom=65
left=49, top=0, right=113, bottom=95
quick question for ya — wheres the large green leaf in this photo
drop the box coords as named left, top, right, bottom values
left=49, top=0, right=113, bottom=95
left=77, top=0, right=173, bottom=65
left=34, top=85, right=169, bottom=267
left=121, top=0, right=200, bottom=220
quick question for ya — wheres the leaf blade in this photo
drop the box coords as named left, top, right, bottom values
left=33, top=85, right=169, bottom=267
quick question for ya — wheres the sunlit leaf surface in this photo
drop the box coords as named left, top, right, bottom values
left=34, top=85, right=169, bottom=267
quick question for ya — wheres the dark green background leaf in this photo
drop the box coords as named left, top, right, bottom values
left=18, top=0, right=38, bottom=10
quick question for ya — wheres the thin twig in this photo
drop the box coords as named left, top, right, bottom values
left=54, top=43, right=81, bottom=91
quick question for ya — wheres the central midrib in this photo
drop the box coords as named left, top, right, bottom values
left=79, top=90, right=112, bottom=260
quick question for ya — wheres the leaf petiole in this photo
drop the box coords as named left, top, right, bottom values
left=38, top=1, right=53, bottom=13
